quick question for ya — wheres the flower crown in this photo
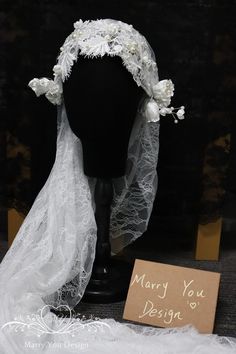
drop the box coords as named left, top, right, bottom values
left=29, top=19, right=185, bottom=123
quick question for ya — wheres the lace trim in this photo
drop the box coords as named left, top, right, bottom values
left=28, top=19, right=185, bottom=123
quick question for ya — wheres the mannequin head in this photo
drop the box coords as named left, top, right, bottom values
left=63, top=55, right=143, bottom=178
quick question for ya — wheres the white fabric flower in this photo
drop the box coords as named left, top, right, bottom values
left=73, top=20, right=83, bottom=30
left=176, top=106, right=185, bottom=119
left=145, top=99, right=160, bottom=122
left=113, top=44, right=123, bottom=53
left=159, top=107, right=174, bottom=116
left=53, top=65, right=62, bottom=76
left=107, top=23, right=119, bottom=35
left=127, top=41, right=138, bottom=54
left=28, top=78, right=51, bottom=97
left=28, top=78, right=62, bottom=105
left=45, top=81, right=62, bottom=105
left=152, top=79, right=175, bottom=107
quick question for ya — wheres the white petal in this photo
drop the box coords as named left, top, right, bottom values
left=177, top=108, right=185, bottom=117
left=145, top=99, right=160, bottom=122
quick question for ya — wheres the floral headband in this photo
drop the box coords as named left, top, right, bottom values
left=28, top=19, right=185, bottom=123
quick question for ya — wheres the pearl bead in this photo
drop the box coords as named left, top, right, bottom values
left=142, top=55, right=149, bottom=63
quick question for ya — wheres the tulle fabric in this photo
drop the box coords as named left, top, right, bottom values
left=0, top=97, right=159, bottom=308
left=0, top=99, right=162, bottom=351
left=0, top=102, right=235, bottom=354
left=1, top=314, right=236, bottom=353
left=111, top=99, right=160, bottom=254
left=0, top=103, right=97, bottom=310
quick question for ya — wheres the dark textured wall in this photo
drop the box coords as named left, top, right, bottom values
left=1, top=0, right=236, bottom=242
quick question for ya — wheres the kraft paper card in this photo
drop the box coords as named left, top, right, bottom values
left=123, top=259, right=221, bottom=333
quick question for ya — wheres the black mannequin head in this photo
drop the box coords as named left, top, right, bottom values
left=63, top=55, right=143, bottom=178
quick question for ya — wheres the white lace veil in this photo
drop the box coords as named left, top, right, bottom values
left=0, top=19, right=185, bottom=314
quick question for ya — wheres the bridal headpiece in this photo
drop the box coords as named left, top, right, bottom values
left=29, top=19, right=185, bottom=123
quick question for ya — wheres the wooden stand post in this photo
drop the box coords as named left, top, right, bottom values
left=195, top=218, right=222, bottom=260
left=7, top=209, right=25, bottom=247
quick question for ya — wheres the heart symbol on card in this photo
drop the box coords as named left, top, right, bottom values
left=189, top=302, right=197, bottom=310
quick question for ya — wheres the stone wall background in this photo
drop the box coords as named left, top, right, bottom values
left=1, top=0, right=235, bottom=244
